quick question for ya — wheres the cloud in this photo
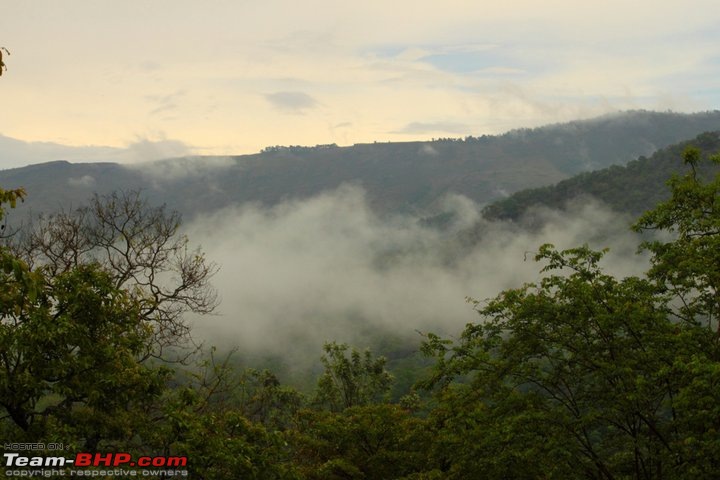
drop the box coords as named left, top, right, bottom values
left=0, top=134, right=200, bottom=169
left=131, top=156, right=236, bottom=182
left=124, top=136, right=194, bottom=163
left=149, top=103, right=178, bottom=116
left=185, top=186, right=649, bottom=372
left=395, top=121, right=471, bottom=135
left=417, top=44, right=519, bottom=74
left=67, top=175, right=96, bottom=187
left=145, top=91, right=185, bottom=117
left=264, top=91, right=319, bottom=114
left=122, top=135, right=237, bottom=182
left=4, top=1, right=720, bottom=156
left=0, top=134, right=128, bottom=169
left=418, top=144, right=438, bottom=156
left=138, top=60, right=162, bottom=72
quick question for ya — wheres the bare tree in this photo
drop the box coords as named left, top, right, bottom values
left=10, top=190, right=218, bottom=359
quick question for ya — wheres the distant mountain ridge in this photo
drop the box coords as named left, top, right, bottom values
left=2, top=110, right=720, bottom=220
left=482, top=131, right=720, bottom=222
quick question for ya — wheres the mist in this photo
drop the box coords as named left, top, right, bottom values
left=184, top=185, right=649, bottom=372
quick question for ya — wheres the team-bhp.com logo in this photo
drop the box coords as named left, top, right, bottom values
left=4, top=452, right=188, bottom=477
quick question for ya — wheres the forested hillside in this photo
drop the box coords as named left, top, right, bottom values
left=2, top=110, right=720, bottom=220
left=484, top=131, right=720, bottom=221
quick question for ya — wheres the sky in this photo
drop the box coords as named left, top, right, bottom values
left=2, top=0, right=720, bottom=166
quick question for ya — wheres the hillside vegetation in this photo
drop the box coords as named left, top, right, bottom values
left=2, top=110, right=720, bottom=220
left=483, top=131, right=720, bottom=221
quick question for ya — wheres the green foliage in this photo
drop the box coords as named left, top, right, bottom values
left=0, top=47, right=8, bottom=76
left=165, top=407, right=295, bottom=480
left=670, top=356, right=720, bottom=478
left=0, top=190, right=217, bottom=453
left=289, top=404, right=433, bottom=479
left=315, top=342, right=393, bottom=412
left=634, top=146, right=720, bottom=328
left=421, top=144, right=720, bottom=478
left=0, top=260, right=170, bottom=448
left=11, top=190, right=219, bottom=356
left=0, top=186, right=24, bottom=215
left=422, top=245, right=696, bottom=478
left=173, top=348, right=306, bottom=430
left=0, top=185, right=26, bottom=240
left=484, top=131, right=720, bottom=222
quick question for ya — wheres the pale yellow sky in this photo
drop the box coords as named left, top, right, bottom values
left=2, top=0, right=719, bottom=165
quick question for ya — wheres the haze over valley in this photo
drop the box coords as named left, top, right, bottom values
left=3, top=111, right=719, bottom=378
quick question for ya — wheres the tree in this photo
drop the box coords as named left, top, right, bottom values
left=169, top=348, right=305, bottom=431
left=633, top=145, right=720, bottom=477
left=0, top=263, right=170, bottom=448
left=0, top=190, right=216, bottom=450
left=289, top=404, right=435, bottom=480
left=10, top=190, right=218, bottom=358
left=421, top=145, right=720, bottom=479
left=162, top=403, right=293, bottom=480
left=0, top=187, right=25, bottom=217
left=422, top=245, right=694, bottom=478
left=314, top=342, right=393, bottom=412
left=0, top=47, right=9, bottom=76
left=633, top=145, right=720, bottom=332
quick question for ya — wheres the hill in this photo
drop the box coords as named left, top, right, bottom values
left=2, top=110, right=720, bottom=220
left=482, top=131, right=720, bottom=222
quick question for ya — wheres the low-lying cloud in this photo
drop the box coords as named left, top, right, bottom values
left=125, top=137, right=194, bottom=163
left=67, top=175, right=96, bottom=187
left=185, top=185, right=648, bottom=371
left=130, top=156, right=237, bottom=182
left=395, top=121, right=471, bottom=135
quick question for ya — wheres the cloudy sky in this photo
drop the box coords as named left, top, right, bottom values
left=2, top=0, right=720, bottom=165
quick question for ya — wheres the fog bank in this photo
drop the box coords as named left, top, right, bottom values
left=185, top=185, right=648, bottom=366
